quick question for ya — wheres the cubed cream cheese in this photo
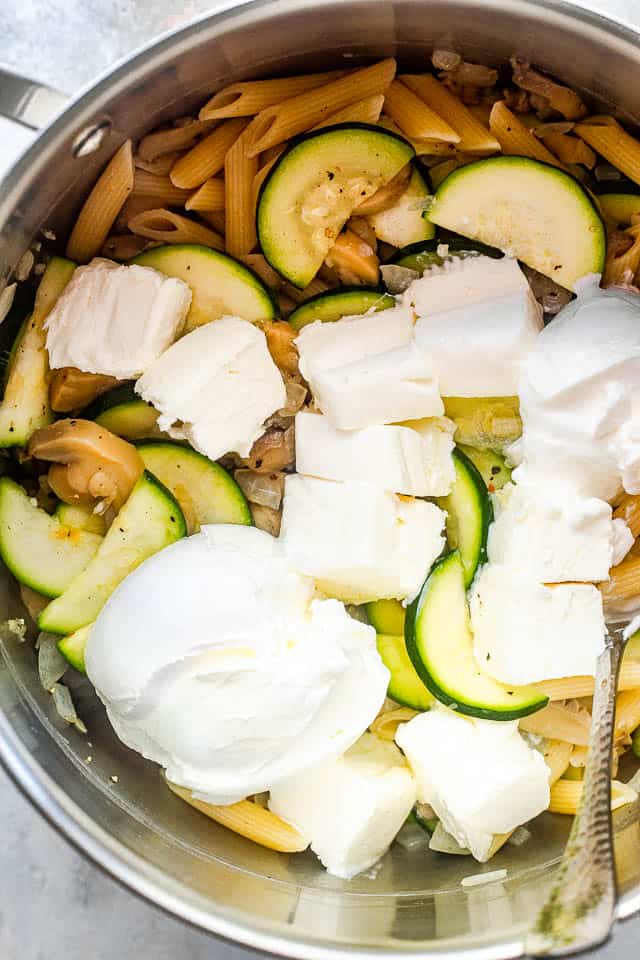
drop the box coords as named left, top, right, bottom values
left=269, top=733, right=416, bottom=879
left=294, top=411, right=455, bottom=496
left=45, top=257, right=191, bottom=378
left=488, top=480, right=633, bottom=583
left=395, top=706, right=550, bottom=861
left=280, top=474, right=446, bottom=603
left=295, top=304, right=443, bottom=429
left=136, top=316, right=286, bottom=461
left=406, top=256, right=543, bottom=397
left=469, top=563, right=606, bottom=684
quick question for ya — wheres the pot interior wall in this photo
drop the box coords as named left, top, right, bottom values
left=0, top=1, right=639, bottom=954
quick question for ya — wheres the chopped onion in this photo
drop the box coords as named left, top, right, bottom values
left=235, top=469, right=284, bottom=509
left=38, top=634, right=67, bottom=690
left=251, top=503, right=282, bottom=537
left=277, top=379, right=307, bottom=418
left=380, top=264, right=419, bottom=294
left=429, top=822, right=471, bottom=855
left=522, top=265, right=573, bottom=317
left=51, top=682, right=87, bottom=734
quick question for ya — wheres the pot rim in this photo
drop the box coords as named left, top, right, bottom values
left=1, top=0, right=640, bottom=955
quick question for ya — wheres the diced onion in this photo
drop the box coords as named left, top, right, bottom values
left=251, top=503, right=282, bottom=536
left=51, top=682, right=87, bottom=734
left=380, top=264, right=419, bottom=294
left=38, top=634, right=67, bottom=690
left=235, top=469, right=284, bottom=510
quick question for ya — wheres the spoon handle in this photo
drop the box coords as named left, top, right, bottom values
left=527, top=635, right=624, bottom=956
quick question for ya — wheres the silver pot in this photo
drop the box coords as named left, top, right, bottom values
left=0, top=1, right=639, bottom=956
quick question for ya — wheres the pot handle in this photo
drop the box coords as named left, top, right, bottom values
left=0, top=65, right=68, bottom=131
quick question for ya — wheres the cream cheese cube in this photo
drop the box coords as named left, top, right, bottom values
left=469, top=563, right=606, bottom=684
left=395, top=706, right=550, bottom=862
left=280, top=474, right=446, bottom=603
left=269, top=733, right=416, bottom=879
left=406, top=256, right=543, bottom=397
left=488, top=480, right=633, bottom=583
left=294, top=411, right=455, bottom=496
left=295, top=304, right=443, bottom=429
left=136, top=316, right=286, bottom=461
left=45, top=257, right=191, bottom=378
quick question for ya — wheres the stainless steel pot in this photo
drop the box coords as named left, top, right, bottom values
left=0, top=2, right=639, bottom=956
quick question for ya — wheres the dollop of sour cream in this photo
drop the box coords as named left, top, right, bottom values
left=85, top=525, right=389, bottom=804
left=514, top=276, right=640, bottom=500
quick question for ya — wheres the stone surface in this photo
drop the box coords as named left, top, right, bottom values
left=1, top=1, right=640, bottom=957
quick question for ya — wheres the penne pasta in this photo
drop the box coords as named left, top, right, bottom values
left=534, top=660, right=640, bottom=701
left=198, top=209, right=226, bottom=234
left=170, top=118, right=249, bottom=190
left=400, top=74, right=500, bottom=154
left=383, top=80, right=459, bottom=142
left=370, top=705, right=418, bottom=741
left=324, top=229, right=380, bottom=285
left=312, top=94, right=385, bottom=130
left=128, top=208, right=224, bottom=250
left=614, top=688, right=640, bottom=741
left=549, top=778, right=637, bottom=815
left=66, top=140, right=134, bottom=263
left=166, top=780, right=308, bottom=852
left=542, top=739, right=573, bottom=785
left=540, top=132, right=596, bottom=168
left=489, top=101, right=565, bottom=168
left=283, top=276, right=332, bottom=304
left=519, top=701, right=591, bottom=746
left=115, top=193, right=165, bottom=233
left=199, top=71, right=350, bottom=120
left=429, top=157, right=471, bottom=188
left=601, top=550, right=640, bottom=603
left=137, top=119, right=214, bottom=161
left=132, top=169, right=192, bottom=204
left=252, top=151, right=285, bottom=210
left=240, top=254, right=285, bottom=290
left=575, top=117, right=640, bottom=186
left=185, top=178, right=226, bottom=212
left=225, top=128, right=258, bottom=257
left=244, top=59, right=397, bottom=157
left=603, top=223, right=640, bottom=287
left=614, top=494, right=640, bottom=539
left=134, top=151, right=185, bottom=176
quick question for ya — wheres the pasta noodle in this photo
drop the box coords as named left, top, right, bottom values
left=225, top=128, right=258, bottom=257
left=370, top=706, right=418, bottom=741
left=170, top=118, right=249, bottom=190
left=383, top=80, right=459, bottom=142
left=400, top=74, right=500, bottom=153
left=534, top=660, right=640, bottom=701
left=115, top=194, right=164, bottom=233
left=489, top=101, right=565, bottom=167
left=244, top=59, right=397, bottom=157
left=312, top=94, right=385, bottom=130
left=166, top=780, right=308, bottom=852
left=519, top=701, right=591, bottom=746
left=127, top=208, right=224, bottom=250
left=241, top=254, right=284, bottom=290
left=199, top=71, right=350, bottom=120
left=614, top=494, right=640, bottom=538
left=614, top=688, right=640, bottom=741
left=603, top=223, right=640, bottom=287
left=542, top=739, right=573, bottom=785
left=601, top=551, right=640, bottom=604
left=132, top=170, right=191, bottom=204
left=575, top=117, right=640, bottom=186
left=134, top=151, right=184, bottom=176
left=549, top=778, right=637, bottom=815
left=185, top=178, right=226, bottom=212
left=137, top=119, right=214, bottom=161
left=540, top=132, right=596, bottom=168
left=252, top=153, right=284, bottom=210
left=66, top=140, right=134, bottom=263
left=283, top=276, right=332, bottom=304
left=198, top=209, right=226, bottom=234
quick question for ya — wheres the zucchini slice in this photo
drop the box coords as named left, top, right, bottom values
left=443, top=396, right=522, bottom=450
left=596, top=181, right=640, bottom=226
left=390, top=237, right=502, bottom=272
left=366, top=598, right=405, bottom=636
left=405, top=551, right=548, bottom=721
left=428, top=156, right=606, bottom=291
left=137, top=441, right=252, bottom=531
left=376, top=634, right=433, bottom=711
left=257, top=123, right=415, bottom=288
left=84, top=383, right=160, bottom=440
left=0, top=256, right=75, bottom=447
left=437, top=447, right=493, bottom=588
left=58, top=624, right=91, bottom=674
left=0, top=285, right=33, bottom=402
left=54, top=502, right=106, bottom=536
left=456, top=445, right=512, bottom=492
left=368, top=166, right=435, bottom=247
left=131, top=244, right=276, bottom=331
left=0, top=478, right=102, bottom=598
left=38, top=470, right=186, bottom=634
left=288, top=286, right=394, bottom=331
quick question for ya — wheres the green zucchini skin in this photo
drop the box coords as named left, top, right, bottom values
left=83, top=384, right=160, bottom=441
left=289, top=286, right=394, bottom=331
left=390, top=237, right=502, bottom=272
left=437, top=447, right=493, bottom=588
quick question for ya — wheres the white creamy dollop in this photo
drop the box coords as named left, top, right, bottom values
left=514, top=277, right=640, bottom=500
left=85, top=525, right=389, bottom=804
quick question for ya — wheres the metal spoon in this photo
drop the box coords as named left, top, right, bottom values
left=527, top=610, right=638, bottom=956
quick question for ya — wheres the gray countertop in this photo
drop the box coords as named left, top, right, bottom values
left=0, top=1, right=639, bottom=957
